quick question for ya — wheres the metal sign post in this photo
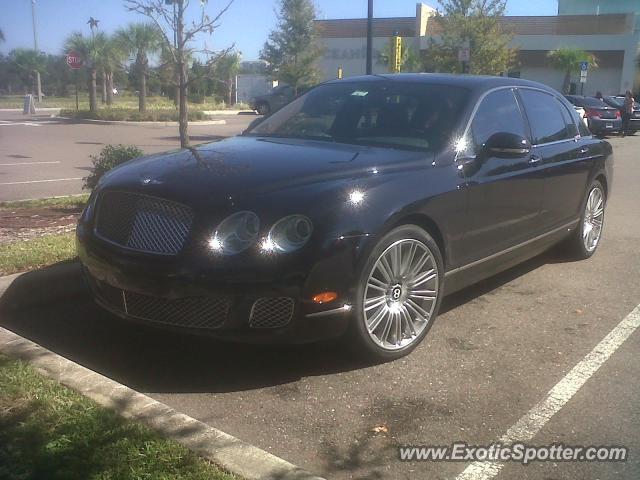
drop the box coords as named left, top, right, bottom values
left=66, top=50, right=83, bottom=110
left=580, top=61, right=588, bottom=95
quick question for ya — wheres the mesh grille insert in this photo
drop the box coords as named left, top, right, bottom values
left=95, top=191, right=194, bottom=255
left=124, top=291, right=230, bottom=329
left=249, top=297, right=294, bottom=329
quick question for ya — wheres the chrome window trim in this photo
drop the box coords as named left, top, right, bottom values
left=444, top=219, right=579, bottom=278
left=458, top=85, right=586, bottom=160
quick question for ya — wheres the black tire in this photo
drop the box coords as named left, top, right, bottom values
left=256, top=102, right=270, bottom=116
left=348, top=224, right=445, bottom=361
left=563, top=180, right=606, bottom=260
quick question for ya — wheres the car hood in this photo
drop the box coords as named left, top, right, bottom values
left=98, top=135, right=432, bottom=209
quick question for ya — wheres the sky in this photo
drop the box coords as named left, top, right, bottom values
left=0, top=0, right=559, bottom=60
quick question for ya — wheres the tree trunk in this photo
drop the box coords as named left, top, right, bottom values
left=177, top=0, right=189, bottom=148
left=89, top=68, right=98, bottom=113
left=35, top=71, right=42, bottom=103
left=139, top=67, right=147, bottom=113
left=101, top=72, right=107, bottom=104
left=106, top=72, right=114, bottom=106
left=174, top=70, right=180, bottom=107
left=228, top=75, right=233, bottom=106
left=563, top=69, right=571, bottom=94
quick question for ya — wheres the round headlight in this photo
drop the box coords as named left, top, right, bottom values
left=267, top=215, right=313, bottom=253
left=210, top=211, right=260, bottom=254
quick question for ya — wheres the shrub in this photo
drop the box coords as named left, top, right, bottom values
left=84, top=145, right=144, bottom=190
left=60, top=108, right=207, bottom=122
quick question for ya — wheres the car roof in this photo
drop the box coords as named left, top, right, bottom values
left=324, top=73, right=559, bottom=94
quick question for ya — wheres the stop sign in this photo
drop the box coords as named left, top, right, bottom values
left=66, top=51, right=82, bottom=69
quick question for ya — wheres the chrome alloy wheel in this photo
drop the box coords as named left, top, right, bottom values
left=583, top=186, right=604, bottom=252
left=363, top=239, right=439, bottom=350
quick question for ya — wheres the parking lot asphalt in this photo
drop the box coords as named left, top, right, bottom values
left=0, top=136, right=638, bottom=479
left=0, top=110, right=256, bottom=201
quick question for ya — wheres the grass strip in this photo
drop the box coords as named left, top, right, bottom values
left=0, top=354, right=236, bottom=479
left=0, top=233, right=77, bottom=276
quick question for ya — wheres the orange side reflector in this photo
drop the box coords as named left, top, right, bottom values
left=312, top=292, right=338, bottom=304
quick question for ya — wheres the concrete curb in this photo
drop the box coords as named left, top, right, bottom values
left=202, top=110, right=256, bottom=116
left=0, top=326, right=325, bottom=480
left=56, top=117, right=227, bottom=126
left=0, top=261, right=86, bottom=310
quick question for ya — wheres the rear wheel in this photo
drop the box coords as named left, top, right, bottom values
left=564, top=180, right=605, bottom=259
left=256, top=102, right=270, bottom=116
left=350, top=225, right=444, bottom=361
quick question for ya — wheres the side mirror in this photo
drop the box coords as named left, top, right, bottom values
left=484, top=132, right=531, bottom=158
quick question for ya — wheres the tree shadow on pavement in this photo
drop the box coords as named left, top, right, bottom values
left=0, top=246, right=575, bottom=395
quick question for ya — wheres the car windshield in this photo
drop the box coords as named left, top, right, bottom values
left=246, top=82, right=470, bottom=152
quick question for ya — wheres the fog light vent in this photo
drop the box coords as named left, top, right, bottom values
left=249, top=297, right=294, bottom=329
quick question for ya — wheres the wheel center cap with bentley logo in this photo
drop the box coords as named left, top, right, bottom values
left=389, top=284, right=404, bottom=302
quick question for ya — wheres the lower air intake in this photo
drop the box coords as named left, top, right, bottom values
left=249, top=297, right=295, bottom=329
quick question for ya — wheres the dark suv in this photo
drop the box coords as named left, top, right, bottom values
left=250, top=85, right=295, bottom=115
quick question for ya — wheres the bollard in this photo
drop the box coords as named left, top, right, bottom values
left=23, top=94, right=36, bottom=115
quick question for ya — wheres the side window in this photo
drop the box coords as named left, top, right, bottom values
left=556, top=99, right=579, bottom=137
left=471, top=89, right=527, bottom=153
left=519, top=89, right=570, bottom=144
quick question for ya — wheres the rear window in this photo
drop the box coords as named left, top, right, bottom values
left=248, top=82, right=470, bottom=152
left=578, top=97, right=608, bottom=108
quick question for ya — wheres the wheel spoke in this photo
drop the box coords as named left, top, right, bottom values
left=400, top=305, right=416, bottom=336
left=367, top=305, right=387, bottom=331
left=364, top=295, right=386, bottom=312
left=410, top=269, right=436, bottom=288
left=409, top=288, right=437, bottom=301
left=406, top=298, right=431, bottom=321
left=401, top=243, right=417, bottom=276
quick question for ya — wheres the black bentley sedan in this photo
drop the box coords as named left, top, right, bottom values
left=77, top=74, right=613, bottom=360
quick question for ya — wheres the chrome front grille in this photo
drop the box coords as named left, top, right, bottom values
left=95, top=191, right=193, bottom=255
left=249, top=297, right=295, bottom=329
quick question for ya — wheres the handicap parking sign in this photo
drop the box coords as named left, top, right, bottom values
left=580, top=61, right=589, bottom=71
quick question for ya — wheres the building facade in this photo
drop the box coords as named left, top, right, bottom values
left=315, top=2, right=640, bottom=96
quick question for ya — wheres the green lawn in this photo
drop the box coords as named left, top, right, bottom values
left=0, top=94, right=249, bottom=111
left=0, top=354, right=237, bottom=480
left=0, top=194, right=89, bottom=211
left=0, top=233, right=77, bottom=276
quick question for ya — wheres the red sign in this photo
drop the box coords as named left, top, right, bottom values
left=66, top=51, right=82, bottom=69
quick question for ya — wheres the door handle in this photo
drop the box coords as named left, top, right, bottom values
left=528, top=154, right=542, bottom=164
left=580, top=147, right=590, bottom=155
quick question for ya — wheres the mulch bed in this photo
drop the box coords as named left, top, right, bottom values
left=0, top=206, right=82, bottom=244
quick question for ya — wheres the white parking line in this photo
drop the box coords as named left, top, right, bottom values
left=0, top=177, right=82, bottom=186
left=456, top=304, right=640, bottom=480
left=0, top=161, right=61, bottom=166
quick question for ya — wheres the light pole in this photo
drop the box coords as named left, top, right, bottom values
left=366, top=0, right=373, bottom=75
left=30, top=0, right=43, bottom=102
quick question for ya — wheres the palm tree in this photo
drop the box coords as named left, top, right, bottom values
left=115, top=23, right=162, bottom=113
left=96, top=37, right=125, bottom=106
left=0, top=29, right=5, bottom=43
left=547, top=48, right=598, bottom=94
left=65, top=31, right=107, bottom=113
left=9, top=48, right=46, bottom=95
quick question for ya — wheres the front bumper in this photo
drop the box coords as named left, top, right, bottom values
left=76, top=221, right=361, bottom=344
